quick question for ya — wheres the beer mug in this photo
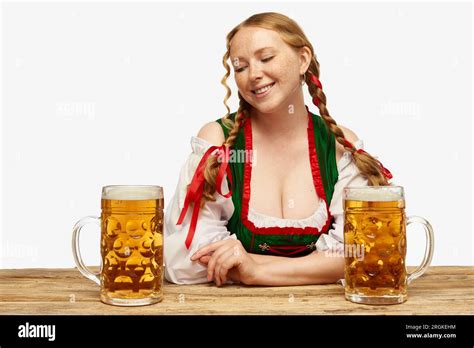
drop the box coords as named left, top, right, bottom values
left=343, top=186, right=434, bottom=305
left=72, top=185, right=164, bottom=306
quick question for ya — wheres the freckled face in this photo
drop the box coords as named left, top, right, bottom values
left=229, top=27, right=303, bottom=114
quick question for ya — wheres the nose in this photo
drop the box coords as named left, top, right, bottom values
left=248, top=63, right=263, bottom=81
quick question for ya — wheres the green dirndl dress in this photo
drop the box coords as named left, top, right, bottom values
left=215, top=107, right=339, bottom=257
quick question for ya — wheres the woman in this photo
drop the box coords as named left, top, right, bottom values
left=164, top=12, right=392, bottom=286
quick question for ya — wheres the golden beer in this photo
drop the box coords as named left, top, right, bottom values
left=343, top=186, right=433, bottom=305
left=73, top=185, right=164, bottom=306
left=100, top=196, right=163, bottom=304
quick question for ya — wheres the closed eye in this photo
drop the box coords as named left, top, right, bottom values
left=235, top=56, right=275, bottom=73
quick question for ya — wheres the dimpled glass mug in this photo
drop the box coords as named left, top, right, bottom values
left=72, top=185, right=164, bottom=306
left=343, top=186, right=434, bottom=305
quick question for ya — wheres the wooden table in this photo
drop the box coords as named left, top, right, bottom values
left=0, top=266, right=473, bottom=315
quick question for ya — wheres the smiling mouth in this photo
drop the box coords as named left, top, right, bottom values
left=252, top=82, right=275, bottom=94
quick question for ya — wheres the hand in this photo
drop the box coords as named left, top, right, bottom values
left=190, top=239, right=258, bottom=286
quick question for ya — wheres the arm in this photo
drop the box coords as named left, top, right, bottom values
left=249, top=251, right=345, bottom=286
left=164, top=175, right=235, bottom=284
left=164, top=122, right=234, bottom=284
left=247, top=253, right=281, bottom=265
left=193, top=242, right=344, bottom=286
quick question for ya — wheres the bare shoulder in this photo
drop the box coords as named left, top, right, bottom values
left=197, top=121, right=225, bottom=146
left=335, top=124, right=360, bottom=163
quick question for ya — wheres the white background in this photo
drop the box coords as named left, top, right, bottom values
left=1, top=1, right=472, bottom=269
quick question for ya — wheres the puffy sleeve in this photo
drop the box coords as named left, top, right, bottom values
left=315, top=139, right=369, bottom=252
left=164, top=136, right=236, bottom=284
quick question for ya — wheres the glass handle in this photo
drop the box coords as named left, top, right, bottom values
left=406, top=216, right=435, bottom=284
left=72, top=216, right=101, bottom=285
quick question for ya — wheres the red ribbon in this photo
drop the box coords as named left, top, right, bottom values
left=310, top=74, right=323, bottom=89
left=343, top=138, right=393, bottom=180
left=342, top=138, right=353, bottom=149
left=176, top=145, right=233, bottom=249
left=309, top=74, right=323, bottom=106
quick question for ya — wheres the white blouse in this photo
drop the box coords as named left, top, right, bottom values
left=164, top=136, right=368, bottom=284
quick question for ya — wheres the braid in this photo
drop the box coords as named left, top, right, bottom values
left=305, top=65, right=390, bottom=186
left=224, top=98, right=248, bottom=148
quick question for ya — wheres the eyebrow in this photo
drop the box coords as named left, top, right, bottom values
left=233, top=47, right=275, bottom=60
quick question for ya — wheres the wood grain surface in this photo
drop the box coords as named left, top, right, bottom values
left=0, top=266, right=473, bottom=315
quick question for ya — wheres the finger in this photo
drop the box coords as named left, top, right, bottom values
left=197, top=257, right=210, bottom=266
left=219, top=253, right=243, bottom=286
left=215, top=249, right=233, bottom=286
left=191, top=251, right=213, bottom=263
left=191, top=239, right=233, bottom=260
left=191, top=239, right=232, bottom=261
left=206, top=242, right=237, bottom=280
left=227, top=268, right=241, bottom=283
left=207, top=245, right=234, bottom=282
left=215, top=249, right=238, bottom=286
left=214, top=243, right=244, bottom=285
left=199, top=255, right=211, bottom=264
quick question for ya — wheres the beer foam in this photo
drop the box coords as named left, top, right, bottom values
left=344, top=187, right=402, bottom=202
left=102, top=186, right=162, bottom=200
